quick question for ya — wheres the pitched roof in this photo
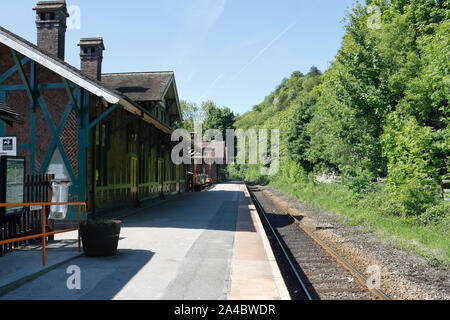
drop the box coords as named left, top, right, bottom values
left=0, top=26, right=175, bottom=133
left=0, top=26, right=123, bottom=105
left=101, top=72, right=174, bottom=102
left=0, top=102, right=23, bottom=126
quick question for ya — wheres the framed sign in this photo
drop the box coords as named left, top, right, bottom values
left=0, top=137, right=17, bottom=157
left=0, top=156, right=25, bottom=216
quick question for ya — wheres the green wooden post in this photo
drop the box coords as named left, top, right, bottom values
left=78, top=88, right=89, bottom=204
left=0, top=91, right=5, bottom=136
left=29, top=61, right=36, bottom=173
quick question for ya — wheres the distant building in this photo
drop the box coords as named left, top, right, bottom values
left=188, top=132, right=226, bottom=189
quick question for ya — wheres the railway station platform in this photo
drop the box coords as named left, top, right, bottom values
left=0, top=182, right=289, bottom=300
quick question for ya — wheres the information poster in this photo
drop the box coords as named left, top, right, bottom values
left=1, top=157, right=25, bottom=216
left=0, top=137, right=17, bottom=156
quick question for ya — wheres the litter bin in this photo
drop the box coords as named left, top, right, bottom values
left=49, top=180, right=71, bottom=220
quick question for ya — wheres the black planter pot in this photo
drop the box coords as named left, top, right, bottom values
left=80, top=220, right=121, bottom=257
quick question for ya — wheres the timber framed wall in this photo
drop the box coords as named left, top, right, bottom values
left=0, top=43, right=89, bottom=212
left=87, top=104, right=187, bottom=210
left=0, top=43, right=186, bottom=217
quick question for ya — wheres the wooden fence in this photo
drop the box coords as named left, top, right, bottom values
left=0, top=174, right=54, bottom=257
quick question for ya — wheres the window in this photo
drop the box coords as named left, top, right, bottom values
left=139, top=143, right=146, bottom=185
left=126, top=126, right=135, bottom=154
left=172, top=163, right=176, bottom=181
left=96, top=122, right=109, bottom=187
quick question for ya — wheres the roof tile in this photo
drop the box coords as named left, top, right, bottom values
left=102, top=72, right=173, bottom=102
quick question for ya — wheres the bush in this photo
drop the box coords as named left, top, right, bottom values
left=420, top=202, right=450, bottom=227
left=284, top=161, right=307, bottom=184
left=358, top=182, right=399, bottom=216
left=382, top=115, right=442, bottom=216
left=341, top=166, right=376, bottom=194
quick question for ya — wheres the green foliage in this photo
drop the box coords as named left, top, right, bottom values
left=175, top=100, right=205, bottom=131
left=270, top=176, right=450, bottom=263
left=227, top=164, right=269, bottom=185
left=381, top=114, right=442, bottom=215
left=420, top=202, right=450, bottom=228
left=291, top=70, right=304, bottom=78
left=231, top=0, right=449, bottom=221
left=176, top=100, right=235, bottom=137
left=282, top=160, right=308, bottom=184
left=306, top=2, right=390, bottom=179
left=202, top=101, right=235, bottom=135
left=286, top=83, right=321, bottom=172
left=307, top=66, right=322, bottom=77
left=341, top=166, right=376, bottom=195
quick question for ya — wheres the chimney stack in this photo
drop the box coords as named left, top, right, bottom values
left=78, top=38, right=105, bottom=81
left=33, top=1, right=69, bottom=60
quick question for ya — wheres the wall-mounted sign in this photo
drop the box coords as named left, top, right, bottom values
left=0, top=137, right=17, bottom=156
left=0, top=156, right=25, bottom=216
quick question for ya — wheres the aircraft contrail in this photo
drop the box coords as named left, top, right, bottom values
left=197, top=72, right=225, bottom=103
left=233, top=21, right=297, bottom=80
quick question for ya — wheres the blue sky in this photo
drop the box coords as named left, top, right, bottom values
left=0, top=0, right=357, bottom=115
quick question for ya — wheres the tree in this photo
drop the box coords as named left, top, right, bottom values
left=307, top=66, right=321, bottom=77
left=286, top=76, right=322, bottom=172
left=306, top=4, right=388, bottom=179
left=381, top=114, right=442, bottom=215
left=291, top=70, right=304, bottom=78
left=230, top=0, right=450, bottom=216
left=202, top=101, right=235, bottom=136
left=175, top=100, right=205, bottom=131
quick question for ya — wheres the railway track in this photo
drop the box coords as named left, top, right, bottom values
left=247, top=185, right=391, bottom=300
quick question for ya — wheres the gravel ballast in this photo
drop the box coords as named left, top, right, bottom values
left=260, top=185, right=450, bottom=300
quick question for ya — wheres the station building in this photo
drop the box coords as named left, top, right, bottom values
left=187, top=133, right=226, bottom=189
left=0, top=1, right=185, bottom=218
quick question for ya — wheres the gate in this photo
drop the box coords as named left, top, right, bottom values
left=0, top=174, right=53, bottom=257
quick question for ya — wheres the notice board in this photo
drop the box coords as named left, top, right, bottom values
left=0, top=156, right=25, bottom=216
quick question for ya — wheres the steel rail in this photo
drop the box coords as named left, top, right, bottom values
left=247, top=185, right=313, bottom=300
left=287, top=212, right=391, bottom=300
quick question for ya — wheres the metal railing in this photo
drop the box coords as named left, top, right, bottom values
left=0, top=202, right=86, bottom=266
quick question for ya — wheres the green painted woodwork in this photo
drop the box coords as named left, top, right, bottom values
left=29, top=61, right=36, bottom=173
left=0, top=57, right=29, bottom=83
left=62, top=77, right=80, bottom=117
left=77, top=88, right=89, bottom=203
left=0, top=90, right=5, bottom=136
left=0, top=50, right=183, bottom=214
left=10, top=49, right=33, bottom=101
left=88, top=104, right=119, bottom=129
left=38, top=96, right=77, bottom=183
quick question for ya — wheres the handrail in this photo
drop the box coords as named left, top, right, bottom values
left=0, top=202, right=87, bottom=266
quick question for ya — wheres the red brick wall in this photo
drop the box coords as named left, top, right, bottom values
left=0, top=43, right=79, bottom=179
left=0, top=42, right=184, bottom=211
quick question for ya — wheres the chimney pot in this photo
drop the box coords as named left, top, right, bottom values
left=33, top=0, right=69, bottom=60
left=78, top=38, right=105, bottom=81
